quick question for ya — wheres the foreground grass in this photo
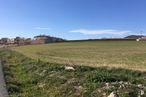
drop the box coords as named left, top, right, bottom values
left=11, top=41, right=146, bottom=71
left=0, top=49, right=146, bottom=97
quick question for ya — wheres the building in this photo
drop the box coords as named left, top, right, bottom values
left=0, top=38, right=9, bottom=45
left=0, top=35, right=65, bottom=45
left=24, top=38, right=32, bottom=45
left=140, top=36, right=146, bottom=41
left=14, top=37, right=26, bottom=45
left=7, top=39, right=15, bottom=45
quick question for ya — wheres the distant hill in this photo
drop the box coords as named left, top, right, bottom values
left=31, top=35, right=66, bottom=45
left=124, top=35, right=144, bottom=39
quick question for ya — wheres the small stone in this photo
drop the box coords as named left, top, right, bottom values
left=144, top=85, right=146, bottom=89
left=138, top=84, right=143, bottom=87
left=105, top=83, right=110, bottom=87
left=97, top=89, right=102, bottom=93
left=119, top=84, right=126, bottom=88
left=124, top=82, right=129, bottom=85
left=119, top=81, right=124, bottom=84
left=105, top=83, right=113, bottom=89
left=65, top=66, right=75, bottom=71
left=38, top=83, right=45, bottom=88
left=140, top=90, right=144, bottom=95
left=108, top=92, right=119, bottom=97
left=39, top=70, right=47, bottom=76
left=42, top=70, right=47, bottom=73
left=102, top=92, right=106, bottom=96
left=73, top=86, right=83, bottom=96
left=119, top=85, right=122, bottom=89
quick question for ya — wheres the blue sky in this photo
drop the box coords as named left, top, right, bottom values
left=0, top=0, right=146, bottom=40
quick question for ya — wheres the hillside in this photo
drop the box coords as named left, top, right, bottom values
left=124, top=35, right=144, bottom=39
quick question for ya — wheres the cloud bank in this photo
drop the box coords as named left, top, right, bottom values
left=70, top=29, right=131, bottom=35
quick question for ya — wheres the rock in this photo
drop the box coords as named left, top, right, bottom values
left=140, top=90, right=144, bottom=95
left=144, top=85, right=146, bottom=89
left=73, top=86, right=83, bottom=90
left=42, top=70, right=47, bottom=73
left=105, top=83, right=113, bottom=89
left=119, top=85, right=122, bottom=89
left=38, top=83, right=45, bottom=88
left=108, top=92, right=119, bottom=97
left=39, top=70, right=47, bottom=76
left=124, top=82, right=129, bottom=85
left=138, top=84, right=143, bottom=87
left=105, top=83, right=110, bottom=87
left=73, top=86, right=83, bottom=96
left=119, top=81, right=124, bottom=84
left=65, top=66, right=75, bottom=71
left=102, top=92, right=106, bottom=96
left=97, top=89, right=102, bottom=93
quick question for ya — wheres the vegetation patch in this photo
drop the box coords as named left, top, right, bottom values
left=0, top=49, right=146, bottom=97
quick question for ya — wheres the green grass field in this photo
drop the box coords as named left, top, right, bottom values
left=12, top=41, right=146, bottom=71
left=1, top=49, right=146, bottom=97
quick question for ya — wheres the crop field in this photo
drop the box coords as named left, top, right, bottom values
left=11, top=41, right=146, bottom=71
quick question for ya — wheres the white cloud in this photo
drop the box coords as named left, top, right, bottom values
left=34, top=27, right=50, bottom=30
left=70, top=29, right=131, bottom=35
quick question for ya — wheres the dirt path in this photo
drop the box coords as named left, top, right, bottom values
left=0, top=61, right=9, bottom=97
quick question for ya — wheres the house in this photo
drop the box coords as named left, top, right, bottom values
left=24, top=38, right=32, bottom=45
left=14, top=37, right=26, bottom=45
left=7, top=39, right=15, bottom=45
left=0, top=35, right=65, bottom=45
left=140, top=36, right=146, bottom=41
left=0, top=38, right=9, bottom=45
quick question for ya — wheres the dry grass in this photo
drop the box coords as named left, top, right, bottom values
left=11, top=41, right=146, bottom=71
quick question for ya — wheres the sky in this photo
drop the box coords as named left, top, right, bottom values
left=0, top=0, right=146, bottom=40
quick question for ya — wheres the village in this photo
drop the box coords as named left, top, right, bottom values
left=0, top=34, right=146, bottom=47
left=0, top=35, right=65, bottom=46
